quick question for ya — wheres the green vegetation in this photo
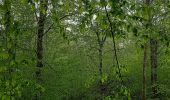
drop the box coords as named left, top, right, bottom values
left=0, top=0, right=170, bottom=100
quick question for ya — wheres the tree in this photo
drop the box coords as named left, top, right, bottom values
left=1, top=0, right=170, bottom=99
left=34, top=0, right=48, bottom=99
left=36, top=0, right=48, bottom=81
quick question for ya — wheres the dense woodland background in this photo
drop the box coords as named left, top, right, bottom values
left=0, top=0, right=170, bottom=100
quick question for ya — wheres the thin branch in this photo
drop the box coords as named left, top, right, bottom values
left=59, top=12, right=76, bottom=20
left=104, top=4, right=123, bottom=84
left=43, top=23, right=54, bottom=36
left=101, top=31, right=107, bottom=43
left=43, top=12, right=77, bottom=36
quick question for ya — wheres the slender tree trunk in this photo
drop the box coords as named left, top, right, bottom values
left=36, top=11, right=45, bottom=81
left=150, top=38, right=158, bottom=98
left=142, top=1, right=151, bottom=96
left=35, top=0, right=47, bottom=99
left=36, top=0, right=47, bottom=82
left=95, top=31, right=104, bottom=78
left=4, top=0, right=12, bottom=78
left=144, top=0, right=158, bottom=98
left=4, top=0, right=11, bottom=51
left=104, top=5, right=123, bottom=83
left=98, top=43, right=103, bottom=77
left=96, top=35, right=105, bottom=96
left=142, top=43, right=148, bottom=100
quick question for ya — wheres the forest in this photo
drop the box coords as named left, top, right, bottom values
left=0, top=0, right=170, bottom=100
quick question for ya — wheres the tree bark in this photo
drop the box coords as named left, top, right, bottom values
left=4, top=0, right=11, bottom=51
left=142, top=43, right=148, bottom=100
left=150, top=38, right=158, bottom=98
left=98, top=43, right=103, bottom=77
left=36, top=0, right=48, bottom=82
left=96, top=31, right=104, bottom=77
left=36, top=11, right=45, bottom=81
left=144, top=0, right=158, bottom=98
left=35, top=0, right=47, bottom=99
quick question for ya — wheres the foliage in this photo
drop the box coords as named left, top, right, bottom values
left=0, top=0, right=170, bottom=99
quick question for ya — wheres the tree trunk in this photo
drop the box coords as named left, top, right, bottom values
left=36, top=11, right=45, bottom=81
left=144, top=0, right=158, bottom=98
left=98, top=43, right=103, bottom=77
left=104, top=5, right=123, bottom=83
left=4, top=0, right=11, bottom=51
left=142, top=43, right=148, bottom=100
left=95, top=31, right=104, bottom=78
left=36, top=0, right=47, bottom=82
left=150, top=38, right=158, bottom=98
left=35, top=0, right=47, bottom=99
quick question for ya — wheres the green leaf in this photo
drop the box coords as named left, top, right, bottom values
left=0, top=67, right=7, bottom=72
left=0, top=52, right=9, bottom=59
left=65, top=1, right=70, bottom=12
left=31, top=5, right=35, bottom=11
left=101, top=73, right=108, bottom=83
left=79, top=22, right=85, bottom=33
left=2, top=95, right=10, bottom=100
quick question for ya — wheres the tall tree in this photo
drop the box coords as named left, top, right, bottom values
left=150, top=38, right=158, bottom=98
left=142, top=0, right=151, bottom=99
left=142, top=42, right=148, bottom=100
left=145, top=0, right=158, bottom=98
left=94, top=27, right=107, bottom=78
left=35, top=0, right=48, bottom=99
left=36, top=0, right=48, bottom=81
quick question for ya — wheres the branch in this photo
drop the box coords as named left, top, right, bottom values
left=104, top=4, right=123, bottom=84
left=43, top=23, right=54, bottom=36
left=101, top=31, right=107, bottom=43
left=43, top=12, right=77, bottom=36
left=59, top=12, right=76, bottom=20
